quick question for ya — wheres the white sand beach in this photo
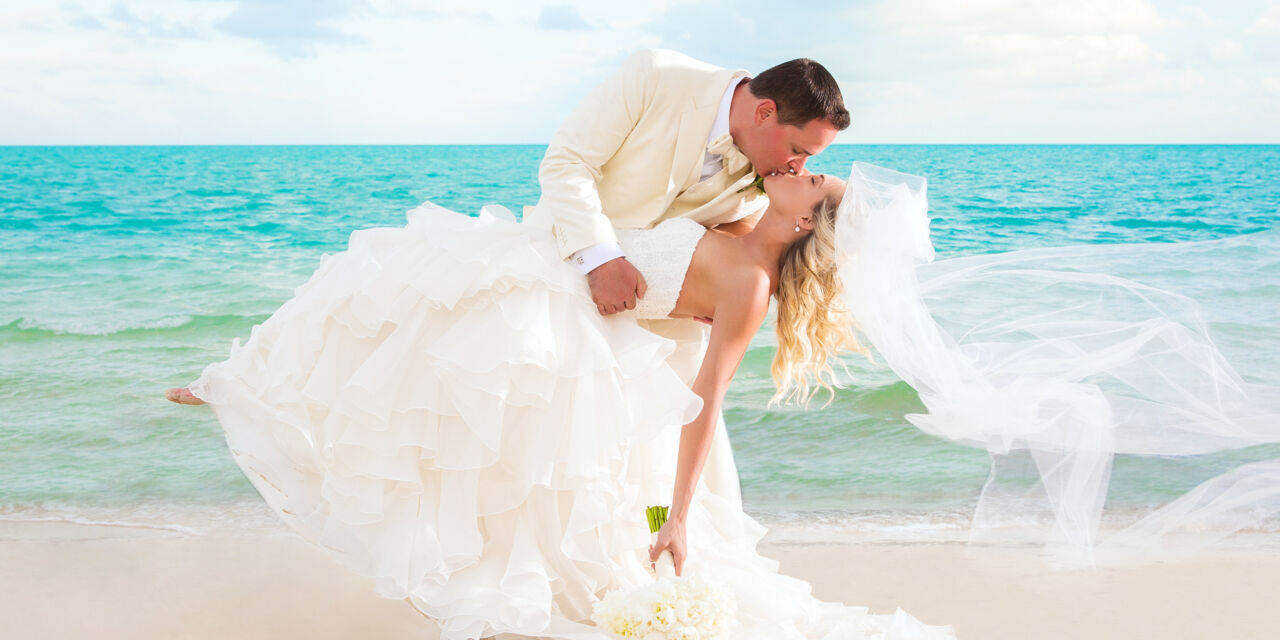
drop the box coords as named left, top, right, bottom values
left=3, top=518, right=1277, bottom=640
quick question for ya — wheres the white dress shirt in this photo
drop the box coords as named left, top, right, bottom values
left=568, top=76, right=750, bottom=275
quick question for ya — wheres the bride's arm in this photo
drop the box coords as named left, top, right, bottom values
left=668, top=270, right=771, bottom=524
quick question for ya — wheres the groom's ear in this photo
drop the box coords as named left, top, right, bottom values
left=753, top=98, right=777, bottom=125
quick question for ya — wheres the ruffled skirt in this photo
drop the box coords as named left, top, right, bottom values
left=189, top=203, right=955, bottom=640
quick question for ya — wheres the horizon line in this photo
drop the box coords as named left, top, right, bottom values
left=3, top=142, right=1279, bottom=147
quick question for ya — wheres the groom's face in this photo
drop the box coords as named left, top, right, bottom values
left=743, top=105, right=840, bottom=176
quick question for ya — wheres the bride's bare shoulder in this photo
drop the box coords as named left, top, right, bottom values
left=697, top=233, right=772, bottom=295
left=716, top=262, right=772, bottom=317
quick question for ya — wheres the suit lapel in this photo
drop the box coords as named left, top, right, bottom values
left=669, top=105, right=716, bottom=192
left=667, top=68, right=747, bottom=195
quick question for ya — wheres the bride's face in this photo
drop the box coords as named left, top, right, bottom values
left=763, top=172, right=845, bottom=229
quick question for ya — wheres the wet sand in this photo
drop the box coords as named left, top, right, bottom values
left=3, top=519, right=1277, bottom=639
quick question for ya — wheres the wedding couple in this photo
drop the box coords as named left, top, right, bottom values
left=166, top=49, right=957, bottom=638
left=163, top=46, right=1280, bottom=639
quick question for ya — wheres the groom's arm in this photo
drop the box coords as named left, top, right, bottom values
left=534, top=49, right=663, bottom=313
left=535, top=49, right=658, bottom=259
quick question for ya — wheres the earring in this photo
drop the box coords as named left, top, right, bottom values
left=794, top=223, right=801, bottom=233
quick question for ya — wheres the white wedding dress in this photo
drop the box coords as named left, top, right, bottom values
left=187, top=202, right=956, bottom=640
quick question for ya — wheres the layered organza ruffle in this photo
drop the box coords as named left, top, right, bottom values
left=190, top=203, right=954, bottom=640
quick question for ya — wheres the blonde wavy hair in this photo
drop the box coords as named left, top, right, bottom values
left=770, top=193, right=870, bottom=407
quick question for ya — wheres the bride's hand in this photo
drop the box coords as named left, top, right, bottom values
left=647, top=517, right=687, bottom=576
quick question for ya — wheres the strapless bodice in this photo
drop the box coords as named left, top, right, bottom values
left=615, top=218, right=707, bottom=320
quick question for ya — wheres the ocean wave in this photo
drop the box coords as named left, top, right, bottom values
left=0, top=514, right=204, bottom=537
left=0, top=313, right=265, bottom=337
left=0, top=500, right=287, bottom=538
left=748, top=506, right=1280, bottom=546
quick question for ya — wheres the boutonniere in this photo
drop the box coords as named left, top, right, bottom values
left=737, top=173, right=765, bottom=195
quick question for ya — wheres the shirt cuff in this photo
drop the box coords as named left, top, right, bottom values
left=568, top=242, right=624, bottom=275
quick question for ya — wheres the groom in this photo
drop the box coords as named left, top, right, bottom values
left=524, top=48, right=849, bottom=515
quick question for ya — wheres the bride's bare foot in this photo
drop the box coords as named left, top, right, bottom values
left=165, top=387, right=205, bottom=405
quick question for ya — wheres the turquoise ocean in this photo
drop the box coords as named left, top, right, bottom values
left=2, top=145, right=1278, bottom=540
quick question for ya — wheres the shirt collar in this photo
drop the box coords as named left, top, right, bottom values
left=706, top=76, right=749, bottom=147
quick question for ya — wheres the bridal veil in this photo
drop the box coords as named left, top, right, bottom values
left=834, top=161, right=1280, bottom=567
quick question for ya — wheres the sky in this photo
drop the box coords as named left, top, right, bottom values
left=1, top=0, right=1278, bottom=144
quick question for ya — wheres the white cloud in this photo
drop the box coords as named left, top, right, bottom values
left=216, top=0, right=365, bottom=57
left=1249, top=3, right=1280, bottom=33
left=2, top=0, right=687, bottom=144
left=961, top=32, right=1165, bottom=81
left=1174, top=6, right=1213, bottom=27
left=880, top=0, right=1166, bottom=35
left=1210, top=39, right=1242, bottom=60
left=870, top=0, right=1171, bottom=87
left=108, top=2, right=204, bottom=39
left=1175, top=68, right=1206, bottom=91
left=536, top=4, right=596, bottom=31
left=1, top=0, right=1276, bottom=144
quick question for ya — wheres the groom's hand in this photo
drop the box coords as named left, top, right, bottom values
left=588, top=257, right=647, bottom=315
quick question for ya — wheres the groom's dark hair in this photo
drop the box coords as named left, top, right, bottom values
left=749, top=59, right=850, bottom=130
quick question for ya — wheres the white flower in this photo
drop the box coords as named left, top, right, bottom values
left=652, top=580, right=679, bottom=601
left=592, top=571, right=736, bottom=640
left=673, top=600, right=697, bottom=627
left=652, top=604, right=674, bottom=631
left=671, top=625, right=701, bottom=640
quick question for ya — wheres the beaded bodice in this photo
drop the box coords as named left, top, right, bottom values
left=614, top=218, right=707, bottom=320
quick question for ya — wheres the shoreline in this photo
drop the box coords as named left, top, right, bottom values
left=6, top=498, right=1279, bottom=547
left=4, top=516, right=1278, bottom=639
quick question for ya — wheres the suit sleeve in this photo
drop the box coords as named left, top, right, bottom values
left=535, top=49, right=658, bottom=259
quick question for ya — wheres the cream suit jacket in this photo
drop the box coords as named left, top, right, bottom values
left=522, top=49, right=758, bottom=513
left=523, top=48, right=768, bottom=259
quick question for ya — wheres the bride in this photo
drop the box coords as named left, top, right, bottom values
left=166, top=168, right=956, bottom=639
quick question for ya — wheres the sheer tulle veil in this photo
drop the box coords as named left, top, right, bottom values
left=833, top=161, right=1280, bottom=567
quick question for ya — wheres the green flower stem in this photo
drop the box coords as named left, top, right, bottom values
left=736, top=173, right=765, bottom=195
left=646, top=505, right=669, bottom=533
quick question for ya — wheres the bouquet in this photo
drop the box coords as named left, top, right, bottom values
left=590, top=506, right=738, bottom=639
